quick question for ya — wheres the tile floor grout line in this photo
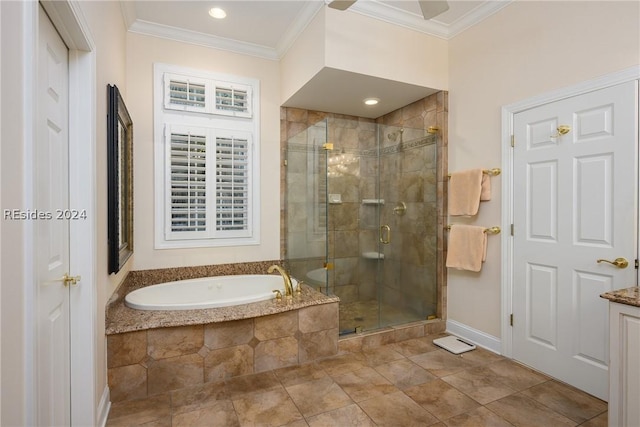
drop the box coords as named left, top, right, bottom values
left=106, top=336, right=608, bottom=427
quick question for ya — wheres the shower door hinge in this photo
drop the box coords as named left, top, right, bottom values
left=635, top=259, right=638, bottom=269
left=511, top=135, right=515, bottom=147
left=284, top=159, right=288, bottom=166
left=322, top=142, right=334, bottom=151
left=510, top=313, right=514, bottom=326
left=510, top=224, right=514, bottom=236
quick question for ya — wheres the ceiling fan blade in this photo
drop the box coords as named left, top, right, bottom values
left=418, top=0, right=449, bottom=20
left=327, top=0, right=358, bottom=11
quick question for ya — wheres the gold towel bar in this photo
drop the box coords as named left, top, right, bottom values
left=448, top=168, right=501, bottom=178
left=446, top=225, right=501, bottom=235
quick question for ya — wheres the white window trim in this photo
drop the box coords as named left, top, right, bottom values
left=154, top=63, right=260, bottom=249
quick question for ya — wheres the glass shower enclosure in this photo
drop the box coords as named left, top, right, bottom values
left=285, top=116, right=438, bottom=335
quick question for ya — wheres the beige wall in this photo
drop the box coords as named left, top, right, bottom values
left=324, top=7, right=448, bottom=90
left=280, top=8, right=326, bottom=104
left=281, top=7, right=449, bottom=103
left=447, top=0, right=640, bottom=338
left=126, top=33, right=281, bottom=270
left=79, top=0, right=130, bottom=410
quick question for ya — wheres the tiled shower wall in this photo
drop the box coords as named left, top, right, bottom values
left=281, top=92, right=448, bottom=320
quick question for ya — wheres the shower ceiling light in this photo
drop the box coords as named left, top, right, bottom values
left=364, top=98, right=379, bottom=106
left=208, top=7, right=227, bottom=19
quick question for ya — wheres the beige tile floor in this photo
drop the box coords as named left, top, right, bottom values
left=106, top=335, right=608, bottom=427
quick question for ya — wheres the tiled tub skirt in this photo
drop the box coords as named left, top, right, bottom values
left=107, top=302, right=339, bottom=402
left=106, top=262, right=340, bottom=403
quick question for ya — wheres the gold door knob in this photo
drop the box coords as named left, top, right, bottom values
left=596, top=258, right=629, bottom=269
left=551, top=125, right=571, bottom=138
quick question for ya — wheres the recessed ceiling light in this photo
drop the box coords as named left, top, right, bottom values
left=209, top=7, right=227, bottom=19
left=363, top=98, right=380, bottom=106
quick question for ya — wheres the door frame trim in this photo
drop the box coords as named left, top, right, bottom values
left=28, top=1, right=97, bottom=425
left=500, top=66, right=640, bottom=358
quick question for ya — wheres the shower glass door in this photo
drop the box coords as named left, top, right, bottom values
left=375, top=124, right=438, bottom=329
left=285, top=114, right=438, bottom=335
left=285, top=119, right=330, bottom=295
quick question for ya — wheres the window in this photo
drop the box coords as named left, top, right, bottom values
left=164, top=73, right=252, bottom=118
left=165, top=75, right=207, bottom=112
left=155, top=64, right=260, bottom=248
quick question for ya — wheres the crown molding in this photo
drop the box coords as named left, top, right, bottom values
left=349, top=1, right=450, bottom=39
left=276, top=1, right=324, bottom=58
left=121, top=2, right=323, bottom=61
left=446, top=0, right=513, bottom=38
left=347, top=0, right=513, bottom=40
left=120, top=1, right=514, bottom=60
left=128, top=19, right=280, bottom=60
left=119, top=0, right=137, bottom=30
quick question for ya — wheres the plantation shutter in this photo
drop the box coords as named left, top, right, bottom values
left=166, top=128, right=208, bottom=239
left=155, top=64, right=260, bottom=248
left=214, top=82, right=252, bottom=118
left=164, top=74, right=207, bottom=112
left=215, top=133, right=251, bottom=236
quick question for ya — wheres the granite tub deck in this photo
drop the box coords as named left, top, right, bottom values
left=106, top=263, right=340, bottom=403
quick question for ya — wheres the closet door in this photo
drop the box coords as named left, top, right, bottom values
left=512, top=80, right=638, bottom=400
left=36, top=5, right=72, bottom=425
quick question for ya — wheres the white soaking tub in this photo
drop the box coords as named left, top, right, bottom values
left=125, top=274, right=296, bottom=311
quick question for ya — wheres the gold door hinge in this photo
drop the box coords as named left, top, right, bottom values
left=510, top=313, right=514, bottom=326
left=511, top=135, right=515, bottom=147
left=322, top=142, right=334, bottom=151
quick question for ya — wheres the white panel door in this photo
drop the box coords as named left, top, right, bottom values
left=512, top=81, right=638, bottom=400
left=36, top=6, right=71, bottom=426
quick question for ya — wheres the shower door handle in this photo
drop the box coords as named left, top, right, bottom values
left=380, top=225, right=391, bottom=244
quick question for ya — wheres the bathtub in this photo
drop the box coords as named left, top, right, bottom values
left=306, top=268, right=327, bottom=285
left=125, top=274, right=296, bottom=311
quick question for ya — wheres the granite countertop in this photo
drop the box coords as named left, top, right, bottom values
left=106, top=266, right=339, bottom=335
left=600, top=287, right=640, bottom=308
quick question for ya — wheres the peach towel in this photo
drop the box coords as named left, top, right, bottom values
left=449, top=169, right=483, bottom=216
left=480, top=174, right=491, bottom=201
left=446, top=225, right=487, bottom=272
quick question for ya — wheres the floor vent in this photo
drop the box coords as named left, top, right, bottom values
left=433, top=335, right=476, bottom=354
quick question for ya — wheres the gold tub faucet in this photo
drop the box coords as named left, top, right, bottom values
left=267, top=265, right=293, bottom=297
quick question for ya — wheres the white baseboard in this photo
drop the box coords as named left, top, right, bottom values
left=446, top=319, right=502, bottom=355
left=96, top=386, right=111, bottom=427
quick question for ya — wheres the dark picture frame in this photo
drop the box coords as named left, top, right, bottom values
left=107, top=84, right=133, bottom=274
